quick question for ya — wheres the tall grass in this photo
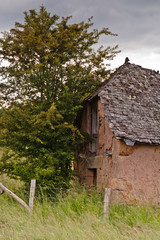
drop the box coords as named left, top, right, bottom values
left=0, top=177, right=160, bottom=240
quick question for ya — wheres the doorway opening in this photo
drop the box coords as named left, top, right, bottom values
left=87, top=168, right=97, bottom=186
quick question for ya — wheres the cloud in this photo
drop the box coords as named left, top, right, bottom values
left=0, top=0, right=160, bottom=70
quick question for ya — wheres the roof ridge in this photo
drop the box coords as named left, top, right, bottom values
left=84, top=60, right=160, bottom=145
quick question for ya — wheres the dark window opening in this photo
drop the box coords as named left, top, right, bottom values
left=89, top=101, right=98, bottom=153
left=87, top=168, right=97, bottom=186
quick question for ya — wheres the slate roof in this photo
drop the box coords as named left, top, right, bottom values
left=87, top=61, right=160, bottom=145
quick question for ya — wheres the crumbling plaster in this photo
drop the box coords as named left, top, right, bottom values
left=78, top=99, right=160, bottom=203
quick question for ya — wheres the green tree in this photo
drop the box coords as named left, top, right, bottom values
left=0, top=104, right=82, bottom=191
left=0, top=6, right=119, bottom=192
left=0, top=6, right=119, bottom=107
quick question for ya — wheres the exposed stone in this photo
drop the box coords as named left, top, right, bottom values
left=110, top=178, right=132, bottom=191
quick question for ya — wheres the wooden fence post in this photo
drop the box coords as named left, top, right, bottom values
left=103, top=187, right=111, bottom=219
left=0, top=182, right=30, bottom=212
left=29, top=179, right=36, bottom=215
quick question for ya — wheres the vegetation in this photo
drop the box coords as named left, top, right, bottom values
left=0, top=6, right=119, bottom=192
left=0, top=177, right=160, bottom=240
left=0, top=105, right=82, bottom=191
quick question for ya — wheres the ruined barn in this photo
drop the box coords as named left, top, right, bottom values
left=77, top=59, right=160, bottom=203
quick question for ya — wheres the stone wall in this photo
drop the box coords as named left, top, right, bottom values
left=110, top=139, right=160, bottom=204
left=77, top=98, right=160, bottom=203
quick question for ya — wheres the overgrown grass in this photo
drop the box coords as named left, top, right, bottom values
left=0, top=177, right=160, bottom=239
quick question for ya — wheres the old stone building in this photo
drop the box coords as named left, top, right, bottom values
left=77, top=59, right=160, bottom=203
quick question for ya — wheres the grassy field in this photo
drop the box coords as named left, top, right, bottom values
left=0, top=177, right=160, bottom=240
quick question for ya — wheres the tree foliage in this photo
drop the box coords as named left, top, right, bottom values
left=0, top=104, right=82, bottom=190
left=0, top=6, right=119, bottom=191
left=0, top=6, right=119, bottom=106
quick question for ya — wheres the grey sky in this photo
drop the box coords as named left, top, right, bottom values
left=0, top=0, right=160, bottom=70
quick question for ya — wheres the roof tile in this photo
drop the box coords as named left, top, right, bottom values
left=94, top=62, right=160, bottom=144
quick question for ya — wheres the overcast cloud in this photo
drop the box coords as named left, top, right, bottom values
left=0, top=0, right=160, bottom=70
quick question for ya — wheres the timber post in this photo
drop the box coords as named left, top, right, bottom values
left=103, top=187, right=111, bottom=219
left=0, top=179, right=36, bottom=215
left=0, top=182, right=30, bottom=212
left=29, top=179, right=36, bottom=215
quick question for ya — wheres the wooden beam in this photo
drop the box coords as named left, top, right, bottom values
left=103, top=188, right=111, bottom=219
left=29, top=179, right=36, bottom=215
left=0, top=182, right=30, bottom=212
